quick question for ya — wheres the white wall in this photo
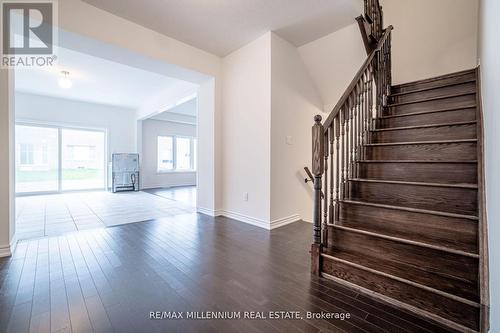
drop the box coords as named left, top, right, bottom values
left=221, top=32, right=325, bottom=228
left=478, top=0, right=499, bottom=330
left=271, top=33, right=323, bottom=224
left=0, top=69, right=15, bottom=257
left=141, top=119, right=197, bottom=189
left=381, top=0, right=479, bottom=85
left=15, top=92, right=137, bottom=161
left=221, top=33, right=272, bottom=226
left=298, top=23, right=366, bottom=112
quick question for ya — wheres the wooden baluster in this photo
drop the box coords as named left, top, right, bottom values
left=311, top=115, right=324, bottom=275
left=334, top=116, right=340, bottom=223
left=323, top=130, right=329, bottom=247
left=371, top=0, right=376, bottom=38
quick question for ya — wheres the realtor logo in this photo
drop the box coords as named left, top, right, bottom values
left=1, top=0, right=57, bottom=67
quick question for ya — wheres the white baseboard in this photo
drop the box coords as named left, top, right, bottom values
left=142, top=183, right=196, bottom=190
left=0, top=244, right=11, bottom=258
left=197, top=208, right=302, bottom=231
left=219, top=210, right=271, bottom=229
left=270, top=214, right=301, bottom=229
left=197, top=206, right=223, bottom=217
left=0, top=233, right=18, bottom=258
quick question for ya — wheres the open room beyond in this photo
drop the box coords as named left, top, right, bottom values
left=0, top=0, right=499, bottom=332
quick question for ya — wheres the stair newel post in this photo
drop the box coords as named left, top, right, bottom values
left=344, top=94, right=352, bottom=198
left=311, top=115, right=325, bottom=275
left=384, top=37, right=391, bottom=116
left=335, top=116, right=341, bottom=223
left=349, top=94, right=355, bottom=196
left=363, top=70, right=369, bottom=154
left=386, top=33, right=392, bottom=95
left=329, top=126, right=335, bottom=225
left=356, top=82, right=362, bottom=177
left=381, top=43, right=386, bottom=108
left=323, top=129, right=329, bottom=247
left=378, top=50, right=383, bottom=119
left=353, top=85, right=358, bottom=179
left=369, top=61, right=375, bottom=134
left=340, top=106, right=346, bottom=201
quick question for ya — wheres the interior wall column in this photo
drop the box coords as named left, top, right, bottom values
left=0, top=68, right=16, bottom=257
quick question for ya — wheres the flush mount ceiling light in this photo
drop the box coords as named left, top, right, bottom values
left=58, top=70, right=72, bottom=89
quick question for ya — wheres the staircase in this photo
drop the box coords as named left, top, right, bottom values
left=309, top=1, right=489, bottom=332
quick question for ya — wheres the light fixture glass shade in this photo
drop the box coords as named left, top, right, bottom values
left=58, top=77, right=72, bottom=89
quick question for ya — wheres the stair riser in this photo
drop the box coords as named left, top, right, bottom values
left=322, top=258, right=480, bottom=331
left=349, top=181, right=478, bottom=215
left=358, top=162, right=478, bottom=184
left=338, top=202, right=478, bottom=254
left=373, top=123, right=477, bottom=143
left=379, top=108, right=476, bottom=127
left=387, top=94, right=476, bottom=116
left=365, top=142, right=477, bottom=161
left=391, top=81, right=476, bottom=104
left=392, top=71, right=476, bottom=94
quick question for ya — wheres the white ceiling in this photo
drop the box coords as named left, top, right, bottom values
left=82, top=0, right=362, bottom=56
left=15, top=46, right=198, bottom=109
left=151, top=98, right=197, bottom=124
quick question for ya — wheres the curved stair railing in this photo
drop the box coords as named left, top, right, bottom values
left=310, top=22, right=393, bottom=273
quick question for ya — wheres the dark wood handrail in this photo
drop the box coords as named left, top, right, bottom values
left=322, top=25, right=393, bottom=131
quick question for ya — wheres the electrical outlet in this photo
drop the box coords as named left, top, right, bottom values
left=286, top=136, right=293, bottom=145
left=244, top=192, right=249, bottom=201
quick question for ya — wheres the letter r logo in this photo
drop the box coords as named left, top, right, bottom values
left=2, top=2, right=53, bottom=55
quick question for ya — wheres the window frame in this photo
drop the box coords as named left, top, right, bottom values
left=157, top=135, right=197, bottom=173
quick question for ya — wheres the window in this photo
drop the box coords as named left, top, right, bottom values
left=157, top=136, right=197, bottom=172
left=41, top=144, right=48, bottom=164
left=20, top=144, right=34, bottom=165
left=157, top=136, right=174, bottom=171
left=176, top=137, right=191, bottom=170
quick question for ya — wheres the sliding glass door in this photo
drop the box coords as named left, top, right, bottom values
left=61, top=129, right=105, bottom=191
left=15, top=124, right=106, bottom=194
left=15, top=125, right=59, bottom=193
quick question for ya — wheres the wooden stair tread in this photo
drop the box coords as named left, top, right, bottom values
left=388, top=92, right=476, bottom=107
left=357, top=160, right=478, bottom=163
left=390, top=79, right=476, bottom=97
left=321, top=251, right=480, bottom=307
left=349, top=178, right=478, bottom=189
left=380, top=106, right=476, bottom=119
left=341, top=200, right=479, bottom=220
left=364, top=139, right=477, bottom=146
left=372, top=120, right=476, bottom=132
left=330, top=225, right=479, bottom=258
left=392, top=68, right=476, bottom=89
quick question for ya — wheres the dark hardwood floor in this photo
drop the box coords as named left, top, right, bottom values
left=0, top=214, right=457, bottom=333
